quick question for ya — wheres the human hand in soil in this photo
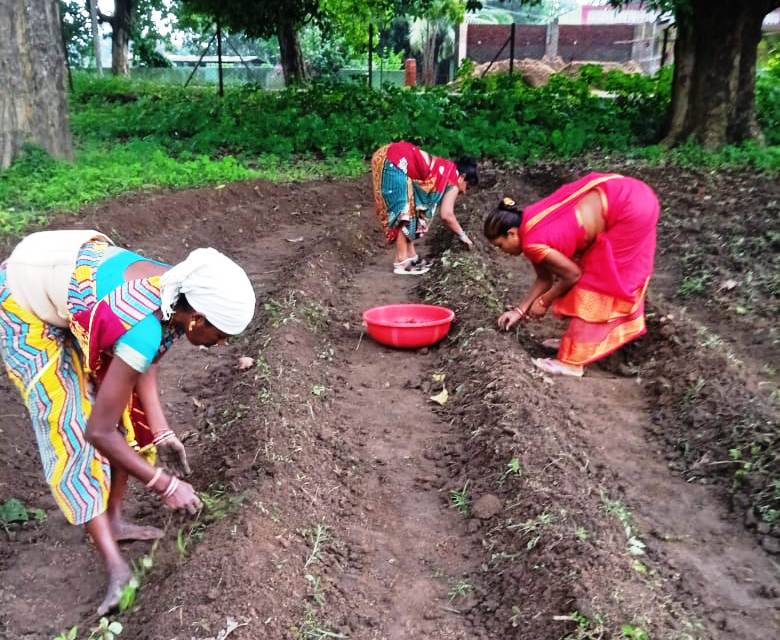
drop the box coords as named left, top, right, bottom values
left=155, top=432, right=191, bottom=477
left=527, top=297, right=548, bottom=320
left=161, top=476, right=202, bottom=515
left=498, top=308, right=526, bottom=330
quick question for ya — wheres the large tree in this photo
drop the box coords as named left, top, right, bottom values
left=98, top=0, right=135, bottom=74
left=97, top=0, right=171, bottom=74
left=180, top=0, right=318, bottom=83
left=483, top=0, right=779, bottom=146
left=652, top=0, right=780, bottom=145
left=0, top=0, right=73, bottom=169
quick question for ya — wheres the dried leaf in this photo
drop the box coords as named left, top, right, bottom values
left=285, top=236, right=304, bottom=243
left=432, top=372, right=446, bottom=383
left=237, top=356, right=254, bottom=370
left=430, top=387, right=449, bottom=405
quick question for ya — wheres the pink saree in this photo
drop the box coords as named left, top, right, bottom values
left=521, top=173, right=659, bottom=366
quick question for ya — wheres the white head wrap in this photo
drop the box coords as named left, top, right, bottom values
left=160, top=248, right=255, bottom=335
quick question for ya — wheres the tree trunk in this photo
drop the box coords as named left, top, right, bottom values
left=277, top=15, right=305, bottom=85
left=664, top=0, right=778, bottom=146
left=0, top=0, right=73, bottom=169
left=422, top=23, right=437, bottom=86
left=111, top=0, right=133, bottom=75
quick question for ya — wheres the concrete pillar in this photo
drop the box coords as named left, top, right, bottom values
left=404, top=58, right=417, bottom=86
left=545, top=18, right=559, bottom=60
left=457, top=22, right=468, bottom=66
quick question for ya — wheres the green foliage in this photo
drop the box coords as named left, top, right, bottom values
left=88, top=618, right=123, bottom=640
left=0, top=497, right=47, bottom=530
left=450, top=479, right=470, bottom=516
left=52, top=627, right=79, bottom=640
left=67, top=67, right=675, bottom=161
left=1, top=67, right=778, bottom=234
left=60, top=1, right=92, bottom=67
left=757, top=50, right=780, bottom=146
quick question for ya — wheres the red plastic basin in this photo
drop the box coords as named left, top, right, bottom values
left=362, top=304, right=455, bottom=349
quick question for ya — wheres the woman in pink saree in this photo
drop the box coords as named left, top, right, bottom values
left=483, top=173, right=659, bottom=376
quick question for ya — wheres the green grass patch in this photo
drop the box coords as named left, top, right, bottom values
left=1, top=66, right=778, bottom=236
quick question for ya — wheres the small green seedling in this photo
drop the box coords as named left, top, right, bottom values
left=450, top=480, right=470, bottom=516
left=87, top=618, right=122, bottom=640
left=498, top=457, right=523, bottom=486
left=448, top=579, right=474, bottom=602
left=118, top=577, right=139, bottom=612
left=620, top=624, right=650, bottom=640
left=52, top=627, right=78, bottom=640
left=0, top=497, right=47, bottom=533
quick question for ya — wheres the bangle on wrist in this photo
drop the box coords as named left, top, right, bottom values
left=145, top=467, right=163, bottom=490
left=153, top=429, right=175, bottom=446
left=162, top=475, right=180, bottom=498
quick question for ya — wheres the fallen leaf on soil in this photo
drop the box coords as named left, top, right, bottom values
left=430, top=387, right=449, bottom=405
left=720, top=278, right=738, bottom=291
left=286, top=236, right=304, bottom=243
left=237, top=356, right=254, bottom=370
left=432, top=372, right=446, bottom=383
left=192, top=397, right=204, bottom=409
left=215, top=184, right=225, bottom=190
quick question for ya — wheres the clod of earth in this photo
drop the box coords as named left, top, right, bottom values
left=472, top=494, right=503, bottom=520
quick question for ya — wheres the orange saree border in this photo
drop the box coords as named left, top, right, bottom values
left=371, top=145, right=391, bottom=238
left=558, top=314, right=646, bottom=366
left=555, top=278, right=649, bottom=323
left=522, top=174, right=623, bottom=234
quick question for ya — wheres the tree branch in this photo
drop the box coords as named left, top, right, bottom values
left=96, top=9, right=115, bottom=27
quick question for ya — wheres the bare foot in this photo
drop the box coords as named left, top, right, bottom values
left=531, top=357, right=584, bottom=377
left=97, top=563, right=132, bottom=616
left=110, top=518, right=164, bottom=542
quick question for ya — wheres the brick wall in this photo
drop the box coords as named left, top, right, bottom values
left=466, top=23, right=637, bottom=64
left=559, top=25, right=635, bottom=62
left=466, top=24, right=546, bottom=63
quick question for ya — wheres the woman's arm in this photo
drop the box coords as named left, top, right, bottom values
left=518, top=263, right=555, bottom=313
left=135, top=363, right=167, bottom=433
left=86, top=358, right=201, bottom=512
left=498, top=263, right=554, bottom=330
left=438, top=189, right=472, bottom=247
left=527, top=249, right=581, bottom=318
left=136, top=363, right=191, bottom=475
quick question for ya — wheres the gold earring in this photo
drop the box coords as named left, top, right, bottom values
left=188, top=320, right=196, bottom=331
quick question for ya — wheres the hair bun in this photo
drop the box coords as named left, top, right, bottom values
left=499, top=197, right=520, bottom=213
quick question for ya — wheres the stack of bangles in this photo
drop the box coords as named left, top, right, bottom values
left=144, top=467, right=180, bottom=497
left=153, top=429, right=176, bottom=447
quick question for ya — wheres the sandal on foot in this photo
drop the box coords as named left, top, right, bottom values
left=393, top=260, right=430, bottom=276
left=409, top=255, right=433, bottom=269
left=532, top=357, right=584, bottom=377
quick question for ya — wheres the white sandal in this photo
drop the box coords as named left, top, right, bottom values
left=532, top=358, right=584, bottom=377
left=393, top=257, right=430, bottom=275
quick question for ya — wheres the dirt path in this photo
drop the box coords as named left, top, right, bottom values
left=561, top=371, right=780, bottom=639
left=324, top=250, right=478, bottom=639
left=0, top=170, right=777, bottom=640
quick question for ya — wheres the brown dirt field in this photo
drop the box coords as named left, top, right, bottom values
left=0, top=164, right=778, bottom=640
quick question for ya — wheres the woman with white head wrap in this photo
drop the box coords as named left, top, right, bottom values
left=0, top=231, right=255, bottom=616
left=161, top=247, right=256, bottom=339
